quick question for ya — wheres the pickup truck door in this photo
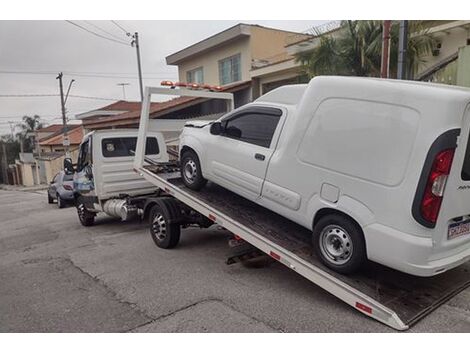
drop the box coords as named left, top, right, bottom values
left=205, top=107, right=283, bottom=201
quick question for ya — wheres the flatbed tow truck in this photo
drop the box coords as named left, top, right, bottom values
left=132, top=84, right=470, bottom=331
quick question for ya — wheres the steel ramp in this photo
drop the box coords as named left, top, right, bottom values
left=140, top=167, right=470, bottom=330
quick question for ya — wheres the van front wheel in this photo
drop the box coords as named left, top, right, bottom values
left=312, top=214, right=366, bottom=275
left=180, top=150, right=207, bottom=190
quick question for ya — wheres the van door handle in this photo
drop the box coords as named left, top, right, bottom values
left=254, top=153, right=265, bottom=161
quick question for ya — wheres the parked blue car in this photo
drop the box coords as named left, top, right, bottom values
left=47, top=171, right=74, bottom=208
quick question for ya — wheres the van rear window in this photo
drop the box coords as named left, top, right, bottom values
left=102, top=137, right=159, bottom=158
left=461, top=136, right=470, bottom=180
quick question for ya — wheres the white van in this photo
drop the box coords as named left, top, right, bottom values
left=178, top=76, right=470, bottom=276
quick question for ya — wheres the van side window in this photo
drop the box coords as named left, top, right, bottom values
left=222, top=111, right=281, bottom=148
left=101, top=137, right=159, bottom=158
left=77, top=139, right=90, bottom=172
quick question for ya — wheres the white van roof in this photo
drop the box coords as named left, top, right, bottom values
left=256, top=76, right=470, bottom=107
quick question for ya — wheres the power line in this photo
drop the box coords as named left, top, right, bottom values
left=0, top=93, right=120, bottom=101
left=0, top=70, right=177, bottom=80
left=66, top=20, right=130, bottom=46
left=0, top=69, right=175, bottom=75
left=84, top=21, right=128, bottom=42
left=111, top=20, right=131, bottom=36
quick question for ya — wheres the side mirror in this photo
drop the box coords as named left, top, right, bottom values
left=64, top=158, right=74, bottom=175
left=210, top=122, right=223, bottom=135
left=84, top=165, right=93, bottom=179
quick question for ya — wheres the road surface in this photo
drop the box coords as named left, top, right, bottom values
left=0, top=189, right=469, bottom=332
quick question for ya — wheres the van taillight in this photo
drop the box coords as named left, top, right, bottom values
left=421, top=149, right=455, bottom=223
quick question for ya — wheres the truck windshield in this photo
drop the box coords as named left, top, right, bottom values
left=102, top=137, right=159, bottom=158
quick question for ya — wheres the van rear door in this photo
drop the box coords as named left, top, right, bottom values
left=434, top=104, right=470, bottom=252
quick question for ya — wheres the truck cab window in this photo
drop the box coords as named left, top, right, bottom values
left=223, top=112, right=281, bottom=148
left=101, top=137, right=160, bottom=158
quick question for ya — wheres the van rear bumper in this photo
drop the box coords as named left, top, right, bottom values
left=364, top=223, right=470, bottom=277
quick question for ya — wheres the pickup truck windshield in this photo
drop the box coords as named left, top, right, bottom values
left=102, top=137, right=159, bottom=158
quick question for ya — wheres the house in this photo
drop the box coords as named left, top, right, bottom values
left=283, top=20, right=470, bottom=87
left=36, top=124, right=84, bottom=183
left=11, top=153, right=38, bottom=187
left=413, top=20, right=470, bottom=86
left=166, top=23, right=311, bottom=102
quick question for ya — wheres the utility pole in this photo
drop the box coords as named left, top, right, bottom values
left=1, top=141, right=8, bottom=184
left=131, top=32, right=144, bottom=101
left=56, top=72, right=69, bottom=156
left=381, top=20, right=392, bottom=78
left=397, top=20, right=409, bottom=80
left=117, top=83, right=130, bottom=100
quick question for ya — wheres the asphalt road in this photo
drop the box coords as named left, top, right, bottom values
left=1, top=189, right=469, bottom=333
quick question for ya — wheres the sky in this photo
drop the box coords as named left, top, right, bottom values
left=0, top=20, right=328, bottom=135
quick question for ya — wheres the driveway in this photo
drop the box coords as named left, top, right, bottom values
left=0, top=189, right=469, bottom=332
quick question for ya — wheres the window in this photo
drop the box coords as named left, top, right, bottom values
left=101, top=137, right=159, bottom=158
left=461, top=133, right=470, bottom=180
left=186, top=67, right=204, bottom=84
left=77, top=139, right=91, bottom=172
left=222, top=109, right=281, bottom=148
left=219, top=54, right=241, bottom=85
left=63, top=173, right=74, bottom=181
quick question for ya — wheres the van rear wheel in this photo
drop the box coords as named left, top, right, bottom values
left=312, top=214, right=366, bottom=275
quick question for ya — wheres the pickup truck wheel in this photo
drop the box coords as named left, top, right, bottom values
left=312, top=214, right=366, bottom=275
left=77, top=197, right=95, bottom=226
left=180, top=150, right=207, bottom=190
left=149, top=198, right=181, bottom=249
left=48, top=193, right=54, bottom=204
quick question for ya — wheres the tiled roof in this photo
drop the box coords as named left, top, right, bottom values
left=36, top=124, right=64, bottom=133
left=82, top=80, right=251, bottom=129
left=99, top=100, right=143, bottom=111
left=39, top=125, right=84, bottom=146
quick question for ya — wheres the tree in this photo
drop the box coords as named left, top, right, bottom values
left=16, top=115, right=43, bottom=153
left=295, top=20, right=436, bottom=79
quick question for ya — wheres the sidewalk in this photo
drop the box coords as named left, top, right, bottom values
left=0, top=184, right=49, bottom=192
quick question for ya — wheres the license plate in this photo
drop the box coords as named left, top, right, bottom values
left=448, top=219, right=470, bottom=240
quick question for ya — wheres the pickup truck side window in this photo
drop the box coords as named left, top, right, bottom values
left=101, top=137, right=159, bottom=158
left=223, top=111, right=281, bottom=148
left=76, top=139, right=90, bottom=172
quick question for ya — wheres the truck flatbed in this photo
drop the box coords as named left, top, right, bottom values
left=138, top=165, right=470, bottom=330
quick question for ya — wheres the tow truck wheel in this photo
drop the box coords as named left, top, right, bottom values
left=149, top=198, right=181, bottom=249
left=76, top=196, right=95, bottom=227
left=312, top=214, right=366, bottom=275
left=180, top=150, right=207, bottom=190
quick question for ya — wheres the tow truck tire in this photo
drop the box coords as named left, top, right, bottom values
left=149, top=198, right=181, bottom=249
left=180, top=150, right=207, bottom=191
left=312, top=214, right=366, bottom=275
left=76, top=196, right=95, bottom=227
left=48, top=193, right=54, bottom=204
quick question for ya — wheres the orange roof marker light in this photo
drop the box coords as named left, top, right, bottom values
left=160, top=81, right=223, bottom=92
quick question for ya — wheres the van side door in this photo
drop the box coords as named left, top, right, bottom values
left=205, top=106, right=283, bottom=201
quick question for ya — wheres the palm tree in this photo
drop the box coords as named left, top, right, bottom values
left=16, top=115, right=43, bottom=153
left=295, top=20, right=436, bottom=79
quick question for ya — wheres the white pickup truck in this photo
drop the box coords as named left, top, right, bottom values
left=178, top=76, right=470, bottom=276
